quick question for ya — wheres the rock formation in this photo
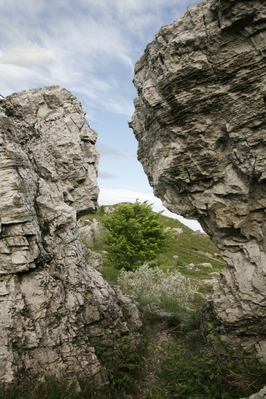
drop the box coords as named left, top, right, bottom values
left=0, top=86, right=141, bottom=384
left=130, top=0, right=266, bottom=357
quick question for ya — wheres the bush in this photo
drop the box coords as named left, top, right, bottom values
left=92, top=330, right=145, bottom=398
left=101, top=201, right=172, bottom=270
left=150, top=338, right=266, bottom=399
left=118, top=263, right=196, bottom=308
left=0, top=376, right=83, bottom=399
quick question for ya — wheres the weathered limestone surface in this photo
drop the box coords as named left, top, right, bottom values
left=0, top=86, right=141, bottom=384
left=130, top=0, right=266, bottom=356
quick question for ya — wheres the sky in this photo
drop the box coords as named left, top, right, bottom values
left=0, top=0, right=203, bottom=231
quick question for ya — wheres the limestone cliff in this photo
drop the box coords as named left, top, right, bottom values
left=0, top=86, right=141, bottom=384
left=130, top=0, right=266, bottom=356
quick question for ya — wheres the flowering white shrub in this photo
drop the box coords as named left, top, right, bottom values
left=118, top=263, right=196, bottom=307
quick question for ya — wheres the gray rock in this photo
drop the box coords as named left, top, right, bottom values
left=78, top=218, right=104, bottom=247
left=200, top=263, right=213, bottom=268
left=240, top=386, right=266, bottom=399
left=130, top=0, right=266, bottom=357
left=0, top=86, right=141, bottom=384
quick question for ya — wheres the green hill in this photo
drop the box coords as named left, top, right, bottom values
left=81, top=203, right=226, bottom=298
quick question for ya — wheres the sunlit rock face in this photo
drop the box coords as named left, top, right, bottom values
left=0, top=86, right=141, bottom=384
left=130, top=0, right=266, bottom=356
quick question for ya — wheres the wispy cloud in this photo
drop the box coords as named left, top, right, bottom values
left=0, top=0, right=193, bottom=113
left=96, top=142, right=126, bottom=159
left=99, top=171, right=117, bottom=180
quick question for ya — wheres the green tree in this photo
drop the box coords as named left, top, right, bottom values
left=101, top=201, right=172, bottom=270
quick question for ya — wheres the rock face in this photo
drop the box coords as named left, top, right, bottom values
left=0, top=86, right=141, bottom=384
left=130, top=0, right=266, bottom=356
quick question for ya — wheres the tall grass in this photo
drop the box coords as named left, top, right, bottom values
left=147, top=335, right=266, bottom=399
left=0, top=377, right=80, bottom=399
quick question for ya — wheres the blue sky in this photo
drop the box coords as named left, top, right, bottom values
left=0, top=0, right=203, bottom=231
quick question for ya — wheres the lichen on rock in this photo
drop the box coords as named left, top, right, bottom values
left=130, top=0, right=266, bottom=357
left=0, top=86, right=141, bottom=384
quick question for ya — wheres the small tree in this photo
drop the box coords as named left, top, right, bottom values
left=101, top=200, right=172, bottom=270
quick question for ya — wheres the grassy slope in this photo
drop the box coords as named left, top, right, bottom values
left=82, top=204, right=226, bottom=292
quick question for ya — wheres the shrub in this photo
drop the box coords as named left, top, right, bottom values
left=101, top=201, right=172, bottom=270
left=118, top=263, right=196, bottom=308
left=92, top=330, right=145, bottom=398
left=150, top=337, right=266, bottom=399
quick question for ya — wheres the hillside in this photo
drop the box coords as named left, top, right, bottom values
left=80, top=203, right=226, bottom=298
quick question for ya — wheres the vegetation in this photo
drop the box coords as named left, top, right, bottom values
left=92, top=330, right=146, bottom=398
left=3, top=204, right=266, bottom=398
left=0, top=376, right=93, bottom=399
left=147, top=330, right=266, bottom=399
left=2, top=317, right=266, bottom=399
left=118, top=263, right=196, bottom=308
left=101, top=201, right=172, bottom=270
left=82, top=203, right=225, bottom=294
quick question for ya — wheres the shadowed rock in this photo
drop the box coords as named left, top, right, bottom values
left=130, top=0, right=266, bottom=357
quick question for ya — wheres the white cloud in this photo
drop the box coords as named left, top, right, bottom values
left=100, top=96, right=134, bottom=117
left=43, top=12, right=134, bottom=70
left=0, top=43, right=55, bottom=71
left=0, top=0, right=195, bottom=114
left=0, top=0, right=42, bottom=14
left=98, top=187, right=162, bottom=208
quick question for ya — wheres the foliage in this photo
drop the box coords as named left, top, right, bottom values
left=148, top=331, right=266, bottom=399
left=118, top=263, right=196, bottom=308
left=101, top=264, right=121, bottom=284
left=2, top=323, right=266, bottom=399
left=82, top=203, right=226, bottom=292
left=0, top=376, right=86, bottom=399
left=92, top=330, right=145, bottom=398
left=101, top=201, right=173, bottom=270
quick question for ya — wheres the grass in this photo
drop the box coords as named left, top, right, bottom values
left=3, top=311, right=266, bottom=399
left=147, top=337, right=266, bottom=399
left=81, top=203, right=226, bottom=295
left=78, top=204, right=266, bottom=397
left=0, top=376, right=95, bottom=399
left=3, top=321, right=266, bottom=399
left=101, top=264, right=120, bottom=284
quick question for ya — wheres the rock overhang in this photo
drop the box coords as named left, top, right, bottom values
left=130, top=0, right=266, bottom=356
